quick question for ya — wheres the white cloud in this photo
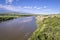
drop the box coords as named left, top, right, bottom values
left=36, top=7, right=41, bottom=9
left=0, top=4, right=21, bottom=12
left=0, top=4, right=51, bottom=14
left=43, top=6, right=47, bottom=9
left=23, top=6, right=32, bottom=9
left=33, top=6, right=37, bottom=8
left=6, top=0, right=14, bottom=4
left=33, top=6, right=42, bottom=10
left=42, top=6, right=51, bottom=11
left=23, top=6, right=42, bottom=10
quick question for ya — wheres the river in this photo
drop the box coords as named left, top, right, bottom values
left=0, top=16, right=36, bottom=40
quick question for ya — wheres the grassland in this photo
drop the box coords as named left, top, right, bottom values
left=29, top=15, right=60, bottom=40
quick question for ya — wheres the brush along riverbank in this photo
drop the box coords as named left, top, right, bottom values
left=29, top=15, right=60, bottom=40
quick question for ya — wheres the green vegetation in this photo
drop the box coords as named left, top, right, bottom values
left=0, top=17, right=15, bottom=23
left=29, top=16, right=60, bottom=40
left=0, top=13, right=60, bottom=40
left=0, top=14, right=33, bottom=23
left=0, top=14, right=18, bottom=23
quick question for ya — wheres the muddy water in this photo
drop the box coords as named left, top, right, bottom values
left=0, top=16, right=36, bottom=40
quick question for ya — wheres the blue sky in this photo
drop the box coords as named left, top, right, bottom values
left=0, top=0, right=60, bottom=14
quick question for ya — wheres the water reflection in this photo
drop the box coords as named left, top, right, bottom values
left=0, top=16, right=36, bottom=40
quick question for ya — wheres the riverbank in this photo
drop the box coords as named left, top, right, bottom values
left=29, top=14, right=60, bottom=40
left=0, top=14, right=60, bottom=40
left=0, top=14, right=34, bottom=23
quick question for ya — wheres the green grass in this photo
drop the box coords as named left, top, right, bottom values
left=0, top=16, right=16, bottom=23
left=29, top=16, right=60, bottom=40
left=0, top=14, right=33, bottom=23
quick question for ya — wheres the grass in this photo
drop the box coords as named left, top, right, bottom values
left=0, top=17, right=16, bottom=23
left=29, top=16, right=60, bottom=40
left=0, top=14, right=33, bottom=23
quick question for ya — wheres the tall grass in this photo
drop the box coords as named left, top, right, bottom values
left=29, top=16, right=60, bottom=40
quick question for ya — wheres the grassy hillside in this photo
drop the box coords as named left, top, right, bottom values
left=29, top=16, right=60, bottom=40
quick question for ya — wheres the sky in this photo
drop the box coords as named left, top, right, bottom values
left=0, top=0, right=60, bottom=14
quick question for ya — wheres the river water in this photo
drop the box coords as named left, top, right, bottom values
left=0, top=16, right=36, bottom=40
